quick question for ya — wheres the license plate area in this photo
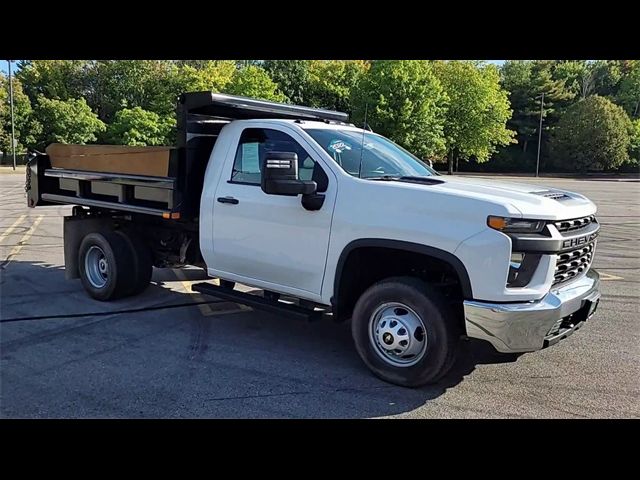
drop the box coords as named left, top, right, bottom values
left=586, top=298, right=599, bottom=319
left=544, top=298, right=599, bottom=347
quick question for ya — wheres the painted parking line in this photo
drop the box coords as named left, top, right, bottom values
left=2, top=215, right=44, bottom=266
left=599, top=272, right=624, bottom=281
left=0, top=214, right=26, bottom=243
left=172, top=269, right=249, bottom=317
left=172, top=268, right=213, bottom=316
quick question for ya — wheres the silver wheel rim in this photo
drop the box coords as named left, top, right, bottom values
left=85, top=246, right=109, bottom=289
left=368, top=302, right=427, bottom=367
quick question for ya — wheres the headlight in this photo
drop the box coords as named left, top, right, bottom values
left=487, top=216, right=546, bottom=233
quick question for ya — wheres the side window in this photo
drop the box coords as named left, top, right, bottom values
left=231, top=129, right=263, bottom=185
left=230, top=128, right=328, bottom=192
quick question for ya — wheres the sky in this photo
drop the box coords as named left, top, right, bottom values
left=1, top=60, right=19, bottom=75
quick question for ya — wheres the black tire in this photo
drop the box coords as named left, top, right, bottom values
left=78, top=231, right=137, bottom=301
left=264, top=290, right=280, bottom=301
left=351, top=276, right=459, bottom=387
left=219, top=279, right=236, bottom=290
left=115, top=230, right=153, bottom=296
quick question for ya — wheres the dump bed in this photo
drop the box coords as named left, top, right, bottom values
left=28, top=144, right=184, bottom=219
left=26, top=92, right=350, bottom=220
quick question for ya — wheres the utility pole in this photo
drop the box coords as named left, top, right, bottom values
left=8, top=60, right=17, bottom=170
left=535, top=92, right=545, bottom=178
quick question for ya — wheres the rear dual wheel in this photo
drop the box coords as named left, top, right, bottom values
left=116, top=230, right=153, bottom=296
left=78, top=230, right=153, bottom=301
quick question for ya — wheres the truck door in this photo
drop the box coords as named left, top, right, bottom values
left=209, top=126, right=336, bottom=300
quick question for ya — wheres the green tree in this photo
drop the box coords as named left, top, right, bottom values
left=0, top=75, right=9, bottom=153
left=501, top=60, right=573, bottom=154
left=226, top=65, right=287, bottom=102
left=35, top=96, right=106, bottom=149
left=434, top=61, right=515, bottom=174
left=628, top=119, right=640, bottom=165
left=616, top=61, right=640, bottom=118
left=589, top=60, right=624, bottom=98
left=90, top=60, right=181, bottom=122
left=17, top=60, right=239, bottom=124
left=501, top=61, right=536, bottom=152
left=351, top=60, right=448, bottom=159
left=306, top=60, right=369, bottom=113
left=552, top=60, right=589, bottom=98
left=550, top=96, right=631, bottom=172
left=0, top=75, right=41, bottom=153
left=554, top=60, right=623, bottom=100
left=17, top=60, right=93, bottom=103
left=105, top=107, right=175, bottom=146
left=263, top=60, right=309, bottom=104
left=175, top=60, right=236, bottom=93
left=235, top=60, right=263, bottom=69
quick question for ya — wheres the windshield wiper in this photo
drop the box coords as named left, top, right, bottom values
left=366, top=175, right=443, bottom=185
left=366, top=175, right=402, bottom=181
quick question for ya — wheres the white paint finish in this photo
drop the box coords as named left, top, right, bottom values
left=453, top=228, right=556, bottom=302
left=199, top=121, right=237, bottom=270
left=319, top=177, right=518, bottom=304
left=433, top=176, right=597, bottom=220
left=210, top=182, right=335, bottom=295
left=201, top=121, right=337, bottom=298
left=205, top=266, right=325, bottom=303
left=198, top=119, right=599, bottom=305
left=300, top=122, right=597, bottom=221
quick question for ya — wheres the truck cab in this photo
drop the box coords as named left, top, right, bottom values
left=26, top=93, right=601, bottom=387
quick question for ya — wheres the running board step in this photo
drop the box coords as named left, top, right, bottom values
left=191, top=282, right=323, bottom=321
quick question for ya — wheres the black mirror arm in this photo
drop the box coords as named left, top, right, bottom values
left=300, top=180, right=317, bottom=195
left=263, top=179, right=317, bottom=196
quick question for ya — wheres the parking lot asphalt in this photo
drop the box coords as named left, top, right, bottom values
left=1, top=172, right=638, bottom=418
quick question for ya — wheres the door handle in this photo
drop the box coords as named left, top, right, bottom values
left=217, top=196, right=239, bottom=205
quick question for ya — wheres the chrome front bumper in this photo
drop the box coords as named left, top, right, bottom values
left=463, top=269, right=601, bottom=353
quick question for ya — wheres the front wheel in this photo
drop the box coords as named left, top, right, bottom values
left=351, top=277, right=459, bottom=387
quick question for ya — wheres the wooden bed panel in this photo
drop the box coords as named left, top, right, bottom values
left=46, top=144, right=173, bottom=177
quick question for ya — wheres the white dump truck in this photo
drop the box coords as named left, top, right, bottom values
left=26, top=93, right=601, bottom=386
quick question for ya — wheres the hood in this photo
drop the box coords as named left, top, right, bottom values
left=384, top=176, right=597, bottom=220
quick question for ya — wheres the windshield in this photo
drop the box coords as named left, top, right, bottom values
left=305, top=128, right=437, bottom=179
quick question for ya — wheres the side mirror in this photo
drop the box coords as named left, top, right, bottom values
left=261, top=151, right=317, bottom=196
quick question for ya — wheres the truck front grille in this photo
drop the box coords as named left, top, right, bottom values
left=554, top=215, right=596, bottom=233
left=553, top=241, right=596, bottom=286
